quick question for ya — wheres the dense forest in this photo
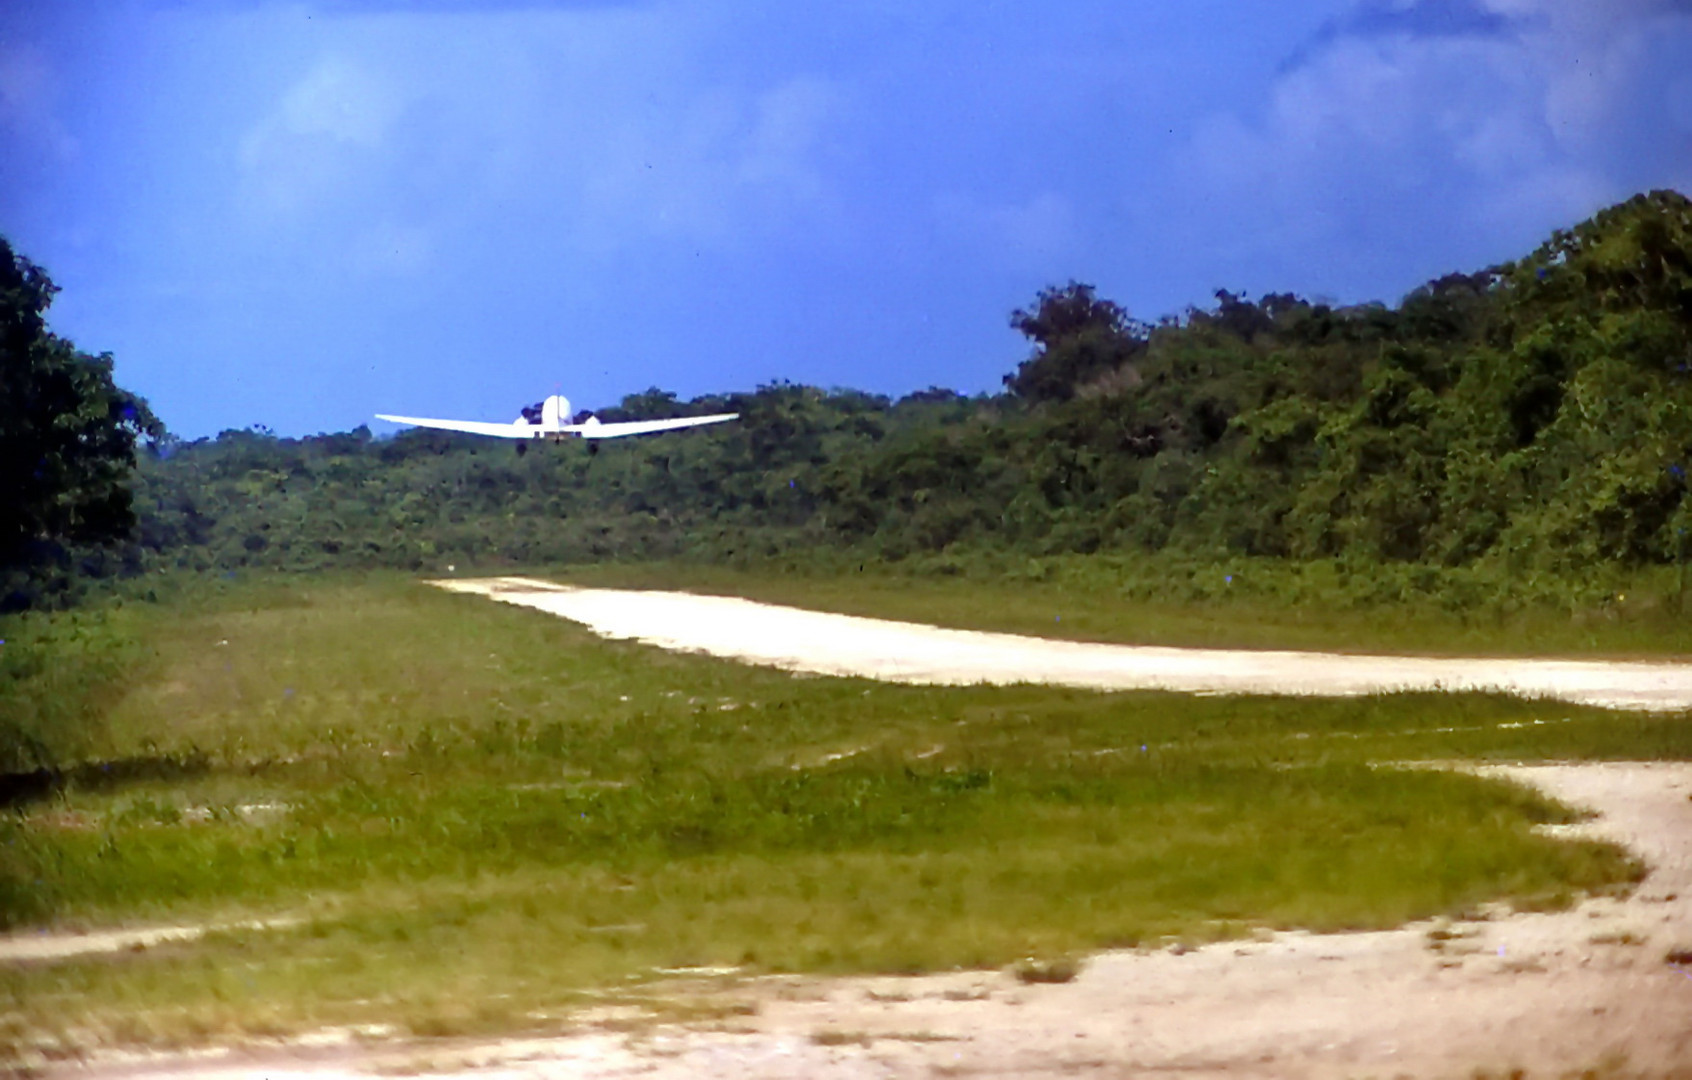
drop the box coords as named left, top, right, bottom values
left=12, top=190, right=1692, bottom=608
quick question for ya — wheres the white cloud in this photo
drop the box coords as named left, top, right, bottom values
left=0, top=42, right=77, bottom=162
left=227, top=9, right=845, bottom=270
left=934, top=190, right=1079, bottom=269
left=572, top=75, right=844, bottom=251
left=738, top=77, right=836, bottom=206
left=236, top=55, right=411, bottom=221
left=276, top=55, right=404, bottom=146
left=1164, top=0, right=1692, bottom=297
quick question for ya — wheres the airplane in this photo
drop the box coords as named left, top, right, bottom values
left=376, top=394, right=738, bottom=447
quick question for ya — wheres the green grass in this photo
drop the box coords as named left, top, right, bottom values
left=556, top=553, right=1692, bottom=657
left=2, top=570, right=1687, bottom=1055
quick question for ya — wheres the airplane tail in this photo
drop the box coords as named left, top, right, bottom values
left=540, top=395, right=571, bottom=431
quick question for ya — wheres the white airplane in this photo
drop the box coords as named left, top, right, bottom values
left=376, top=394, right=738, bottom=443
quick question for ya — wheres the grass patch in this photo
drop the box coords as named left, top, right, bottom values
left=0, top=570, right=1685, bottom=1051
left=811, top=1029, right=873, bottom=1047
left=1011, top=957, right=1081, bottom=984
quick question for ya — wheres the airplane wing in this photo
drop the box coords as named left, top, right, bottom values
left=565, top=413, right=740, bottom=439
left=375, top=414, right=541, bottom=439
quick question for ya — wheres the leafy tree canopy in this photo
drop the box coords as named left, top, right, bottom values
left=1, top=236, right=161, bottom=607
left=1004, top=282, right=1149, bottom=403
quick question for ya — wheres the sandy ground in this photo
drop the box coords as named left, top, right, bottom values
left=432, top=577, right=1692, bottom=710
left=20, top=580, right=1692, bottom=1077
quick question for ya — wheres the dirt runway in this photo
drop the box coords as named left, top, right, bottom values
left=436, top=577, right=1692, bottom=710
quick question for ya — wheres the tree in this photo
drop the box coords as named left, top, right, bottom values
left=1003, top=282, right=1148, bottom=402
left=1, top=237, right=161, bottom=606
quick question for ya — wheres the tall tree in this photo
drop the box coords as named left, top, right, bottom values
left=0, top=237, right=160, bottom=604
left=1003, top=282, right=1148, bottom=403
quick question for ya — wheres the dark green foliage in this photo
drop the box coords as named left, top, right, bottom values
left=0, top=237, right=161, bottom=610
left=129, top=190, right=1692, bottom=584
left=1003, top=281, right=1149, bottom=402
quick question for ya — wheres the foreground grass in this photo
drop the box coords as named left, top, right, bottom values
left=2, top=570, right=1687, bottom=1054
left=559, top=554, right=1692, bottom=657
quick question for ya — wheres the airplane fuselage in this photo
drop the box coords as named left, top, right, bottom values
left=519, top=395, right=580, bottom=437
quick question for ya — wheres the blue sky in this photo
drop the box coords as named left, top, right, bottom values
left=2, top=0, right=1689, bottom=439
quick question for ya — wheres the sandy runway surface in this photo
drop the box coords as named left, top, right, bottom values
left=435, top=577, right=1692, bottom=710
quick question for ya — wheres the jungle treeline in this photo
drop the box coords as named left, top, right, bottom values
left=128, top=190, right=1692, bottom=590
